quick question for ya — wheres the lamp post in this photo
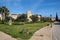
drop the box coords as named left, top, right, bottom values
left=56, top=12, right=58, bottom=21
left=50, top=14, right=52, bottom=28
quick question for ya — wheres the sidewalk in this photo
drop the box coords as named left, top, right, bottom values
left=0, top=31, right=17, bottom=40
left=29, top=25, right=52, bottom=40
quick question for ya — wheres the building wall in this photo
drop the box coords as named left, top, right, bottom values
left=38, top=15, right=41, bottom=21
left=0, top=11, right=41, bottom=22
left=10, top=14, right=18, bottom=20
left=26, top=10, right=32, bottom=22
left=0, top=14, right=19, bottom=20
left=52, top=18, right=56, bottom=21
left=0, top=14, right=2, bottom=20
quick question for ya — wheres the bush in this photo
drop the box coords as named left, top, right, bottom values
left=13, top=22, right=25, bottom=25
left=19, top=29, right=32, bottom=35
left=25, top=21, right=33, bottom=24
left=47, top=24, right=49, bottom=26
left=19, top=22, right=25, bottom=25
left=0, top=20, right=2, bottom=24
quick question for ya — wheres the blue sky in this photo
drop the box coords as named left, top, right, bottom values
left=0, top=0, right=60, bottom=19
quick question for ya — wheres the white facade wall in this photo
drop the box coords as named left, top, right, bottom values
left=38, top=15, right=41, bottom=21
left=10, top=14, right=18, bottom=20
left=26, top=10, right=32, bottom=22
left=0, top=14, right=2, bottom=20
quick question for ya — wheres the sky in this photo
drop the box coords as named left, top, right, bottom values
left=0, top=0, right=60, bottom=19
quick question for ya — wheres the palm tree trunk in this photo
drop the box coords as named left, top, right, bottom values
left=2, top=13, right=5, bottom=23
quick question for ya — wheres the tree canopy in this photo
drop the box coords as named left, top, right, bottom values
left=16, top=14, right=27, bottom=22
left=0, top=6, right=9, bottom=16
left=56, top=12, right=58, bottom=21
left=30, top=15, right=39, bottom=22
left=0, top=6, right=9, bottom=23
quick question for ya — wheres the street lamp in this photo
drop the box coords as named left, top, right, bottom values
left=50, top=14, right=52, bottom=21
left=50, top=14, right=52, bottom=28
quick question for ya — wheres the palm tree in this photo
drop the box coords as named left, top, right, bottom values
left=0, top=6, right=9, bottom=23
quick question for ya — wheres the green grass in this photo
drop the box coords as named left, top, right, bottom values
left=0, top=22, right=50, bottom=40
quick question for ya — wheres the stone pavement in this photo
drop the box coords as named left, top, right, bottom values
left=0, top=31, right=17, bottom=40
left=29, top=25, right=52, bottom=40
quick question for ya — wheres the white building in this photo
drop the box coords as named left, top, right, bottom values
left=10, top=14, right=19, bottom=20
left=26, top=10, right=32, bottom=22
left=26, top=10, right=41, bottom=22
left=0, top=10, right=41, bottom=22
left=38, top=15, right=41, bottom=21
left=0, top=14, right=2, bottom=20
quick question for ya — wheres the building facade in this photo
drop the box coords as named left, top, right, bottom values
left=0, top=10, right=41, bottom=22
left=26, top=10, right=41, bottom=22
left=0, top=14, right=2, bottom=20
left=10, top=14, right=19, bottom=20
left=26, top=10, right=32, bottom=22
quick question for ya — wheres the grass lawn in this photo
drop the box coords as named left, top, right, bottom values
left=0, top=22, right=50, bottom=40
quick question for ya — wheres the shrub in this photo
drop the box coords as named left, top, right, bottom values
left=47, top=24, right=49, bottom=26
left=19, top=22, right=25, bottom=25
left=19, top=29, right=32, bottom=35
left=13, top=22, right=25, bottom=25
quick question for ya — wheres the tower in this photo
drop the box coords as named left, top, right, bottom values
left=26, top=10, right=32, bottom=22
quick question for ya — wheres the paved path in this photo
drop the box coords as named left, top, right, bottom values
left=29, top=25, right=52, bottom=40
left=0, top=31, right=17, bottom=40
left=52, top=22, right=60, bottom=40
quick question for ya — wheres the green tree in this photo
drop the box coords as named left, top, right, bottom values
left=56, top=12, right=58, bottom=21
left=39, top=15, right=43, bottom=21
left=30, top=15, right=39, bottom=22
left=0, top=6, right=9, bottom=23
left=16, top=14, right=27, bottom=22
